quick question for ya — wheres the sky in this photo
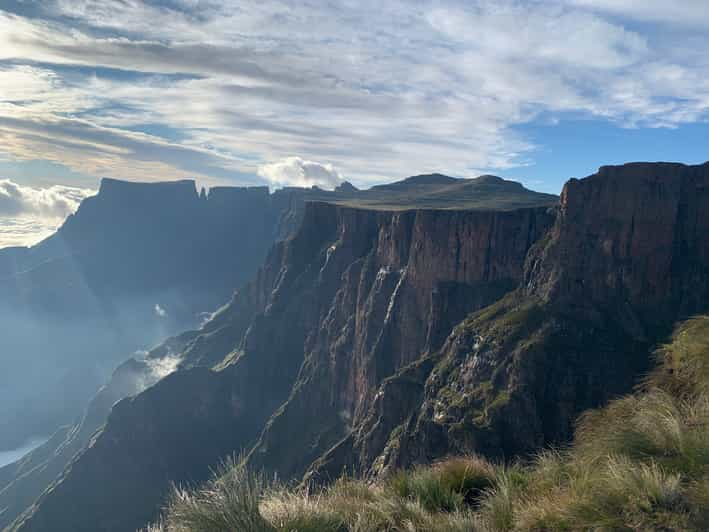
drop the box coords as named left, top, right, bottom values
left=0, top=0, right=708, bottom=247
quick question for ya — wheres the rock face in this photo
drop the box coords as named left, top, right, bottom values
left=314, top=162, right=709, bottom=477
left=13, top=163, right=709, bottom=532
left=10, top=200, right=555, bottom=531
left=527, top=162, right=709, bottom=326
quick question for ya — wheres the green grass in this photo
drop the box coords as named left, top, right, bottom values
left=149, top=316, right=709, bottom=531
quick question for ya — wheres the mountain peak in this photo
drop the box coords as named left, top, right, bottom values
left=474, top=174, right=506, bottom=184
left=334, top=181, right=358, bottom=193
left=397, top=173, right=458, bottom=186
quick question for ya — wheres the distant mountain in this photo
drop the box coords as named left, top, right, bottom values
left=0, top=178, right=301, bottom=450
left=318, top=173, right=558, bottom=211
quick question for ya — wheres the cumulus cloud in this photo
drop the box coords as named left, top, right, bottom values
left=0, top=219, right=57, bottom=249
left=0, top=179, right=94, bottom=218
left=0, top=179, right=95, bottom=248
left=258, top=157, right=343, bottom=190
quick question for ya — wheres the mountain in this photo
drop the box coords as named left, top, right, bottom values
left=0, top=178, right=295, bottom=450
left=0, top=173, right=553, bottom=451
left=0, top=172, right=556, bottom=529
left=324, top=173, right=558, bottom=211
left=11, top=162, right=709, bottom=531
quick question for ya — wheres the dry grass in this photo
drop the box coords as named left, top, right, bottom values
left=149, top=316, right=709, bottom=531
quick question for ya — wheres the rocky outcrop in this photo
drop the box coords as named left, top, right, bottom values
left=526, top=162, right=709, bottom=327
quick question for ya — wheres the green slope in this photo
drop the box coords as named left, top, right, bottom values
left=309, top=174, right=559, bottom=211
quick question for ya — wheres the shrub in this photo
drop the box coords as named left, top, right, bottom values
left=388, top=456, right=497, bottom=513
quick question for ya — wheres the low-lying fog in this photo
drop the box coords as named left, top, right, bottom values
left=0, top=437, right=47, bottom=468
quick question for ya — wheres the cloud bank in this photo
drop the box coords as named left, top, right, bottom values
left=0, top=180, right=95, bottom=248
left=258, top=157, right=343, bottom=190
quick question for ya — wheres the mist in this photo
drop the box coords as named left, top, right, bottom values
left=0, top=295, right=199, bottom=451
left=0, top=437, right=47, bottom=468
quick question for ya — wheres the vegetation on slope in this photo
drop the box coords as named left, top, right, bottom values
left=148, top=316, right=709, bottom=531
left=311, top=174, right=558, bottom=211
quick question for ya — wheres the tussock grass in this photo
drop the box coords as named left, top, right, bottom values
left=150, top=457, right=273, bottom=532
left=149, top=316, right=709, bottom=531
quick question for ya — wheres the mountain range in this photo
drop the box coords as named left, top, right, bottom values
left=3, top=163, right=709, bottom=531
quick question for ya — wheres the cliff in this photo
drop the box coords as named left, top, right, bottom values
left=10, top=199, right=555, bottom=531
left=14, top=164, right=709, bottom=531
left=1, top=174, right=557, bottom=527
left=310, top=162, right=709, bottom=479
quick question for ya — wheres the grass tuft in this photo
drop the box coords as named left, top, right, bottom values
left=148, top=315, right=709, bottom=531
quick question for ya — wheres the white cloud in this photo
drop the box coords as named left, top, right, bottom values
left=0, top=218, right=58, bottom=249
left=0, top=180, right=95, bottom=248
left=154, top=304, right=167, bottom=318
left=258, top=157, right=343, bottom=190
left=0, top=0, right=707, bottom=189
left=0, top=179, right=94, bottom=218
left=145, top=354, right=180, bottom=381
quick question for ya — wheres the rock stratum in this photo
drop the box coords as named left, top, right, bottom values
left=7, top=163, right=709, bottom=531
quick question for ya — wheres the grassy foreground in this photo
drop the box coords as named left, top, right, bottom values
left=148, top=316, right=709, bottom=531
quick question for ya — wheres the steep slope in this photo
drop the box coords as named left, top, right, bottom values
left=0, top=331, right=197, bottom=529
left=10, top=192, right=556, bottom=531
left=0, top=178, right=292, bottom=450
left=309, top=162, right=709, bottom=480
left=152, top=315, right=709, bottom=532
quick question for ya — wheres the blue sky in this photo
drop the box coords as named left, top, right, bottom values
left=0, top=0, right=708, bottom=244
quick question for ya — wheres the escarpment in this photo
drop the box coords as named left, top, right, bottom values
left=11, top=200, right=554, bottom=532
left=12, top=163, right=709, bottom=532
left=245, top=206, right=555, bottom=479
left=310, top=162, right=709, bottom=480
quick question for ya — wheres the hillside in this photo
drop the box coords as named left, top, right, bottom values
left=8, top=162, right=709, bottom=532
left=151, top=315, right=709, bottom=531
left=0, top=179, right=291, bottom=451
left=311, top=174, right=558, bottom=211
